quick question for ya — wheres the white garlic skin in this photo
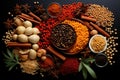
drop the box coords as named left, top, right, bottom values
left=32, top=44, right=39, bottom=50
left=28, top=34, right=40, bottom=43
left=17, top=34, right=28, bottom=43
left=24, top=27, right=33, bottom=35
left=16, top=26, right=26, bottom=34
left=23, top=20, right=32, bottom=28
left=29, top=49, right=37, bottom=59
left=32, top=28, right=40, bottom=34
left=14, top=17, right=23, bottom=26
left=12, top=34, right=18, bottom=41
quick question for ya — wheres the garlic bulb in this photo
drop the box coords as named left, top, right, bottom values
left=33, top=28, right=40, bottom=34
left=24, top=27, right=33, bottom=35
left=14, top=17, right=23, bottom=26
left=28, top=34, right=40, bottom=43
left=29, top=49, right=37, bottom=59
left=23, top=20, right=32, bottom=28
left=18, top=34, right=28, bottom=43
left=12, top=34, right=18, bottom=41
left=16, top=26, right=25, bottom=34
left=32, top=44, right=39, bottom=50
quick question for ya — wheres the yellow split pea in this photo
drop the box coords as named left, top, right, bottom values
left=62, top=20, right=89, bottom=54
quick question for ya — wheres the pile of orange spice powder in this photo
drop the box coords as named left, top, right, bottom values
left=36, top=2, right=83, bottom=49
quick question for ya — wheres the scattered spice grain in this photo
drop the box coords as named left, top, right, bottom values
left=85, top=4, right=114, bottom=27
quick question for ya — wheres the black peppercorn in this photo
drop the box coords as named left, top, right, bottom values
left=50, top=24, right=76, bottom=50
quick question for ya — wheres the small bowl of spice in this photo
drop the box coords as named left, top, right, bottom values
left=89, top=34, right=107, bottom=53
left=47, top=2, right=62, bottom=18
left=50, top=23, right=76, bottom=51
left=95, top=53, right=108, bottom=68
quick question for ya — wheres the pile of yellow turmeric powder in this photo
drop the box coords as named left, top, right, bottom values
left=62, top=19, right=89, bottom=54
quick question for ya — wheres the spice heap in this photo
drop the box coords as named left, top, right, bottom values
left=85, top=4, right=114, bottom=27
left=62, top=19, right=89, bottom=54
left=47, top=2, right=62, bottom=17
left=89, top=35, right=107, bottom=53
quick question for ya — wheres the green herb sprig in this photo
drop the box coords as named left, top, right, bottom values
left=78, top=57, right=97, bottom=80
left=3, top=48, right=19, bottom=71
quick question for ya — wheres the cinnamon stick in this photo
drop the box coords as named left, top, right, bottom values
left=21, top=13, right=34, bottom=19
left=7, top=42, right=31, bottom=47
left=81, top=15, right=97, bottom=22
left=78, top=20, right=94, bottom=30
left=47, top=46, right=66, bottom=61
left=18, top=15, right=40, bottom=24
left=90, top=22, right=110, bottom=38
left=28, top=12, right=42, bottom=22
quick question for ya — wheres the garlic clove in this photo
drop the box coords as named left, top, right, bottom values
left=24, top=27, right=33, bottom=35
left=23, top=20, right=32, bottom=28
left=32, top=44, right=39, bottom=50
left=18, top=34, right=28, bottom=43
left=33, top=27, right=40, bottom=34
left=29, top=49, right=37, bottom=59
left=28, top=34, right=40, bottom=44
left=12, top=34, right=18, bottom=41
left=16, top=26, right=26, bottom=34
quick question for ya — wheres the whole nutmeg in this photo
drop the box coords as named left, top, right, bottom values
left=12, top=34, right=18, bottom=41
left=24, top=27, right=33, bottom=35
left=90, top=30, right=98, bottom=36
left=17, top=34, right=28, bottom=43
left=16, top=26, right=26, bottom=34
left=28, top=34, right=40, bottom=43
left=41, top=56, right=47, bottom=61
left=32, top=28, right=40, bottom=34
left=29, top=49, right=37, bottom=59
left=32, top=44, right=39, bottom=50
left=23, top=20, right=32, bottom=28
left=14, top=17, right=23, bottom=26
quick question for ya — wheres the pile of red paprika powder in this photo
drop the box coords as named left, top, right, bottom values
left=36, top=2, right=83, bottom=49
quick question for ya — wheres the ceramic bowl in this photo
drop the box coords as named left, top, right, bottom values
left=89, top=34, right=107, bottom=53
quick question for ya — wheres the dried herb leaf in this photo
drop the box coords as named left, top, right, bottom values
left=82, top=62, right=97, bottom=79
left=82, top=65, right=87, bottom=80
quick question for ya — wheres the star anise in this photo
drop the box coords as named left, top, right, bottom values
left=3, top=19, right=14, bottom=29
left=21, top=4, right=31, bottom=13
left=34, top=4, right=45, bottom=14
left=14, top=4, right=22, bottom=15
